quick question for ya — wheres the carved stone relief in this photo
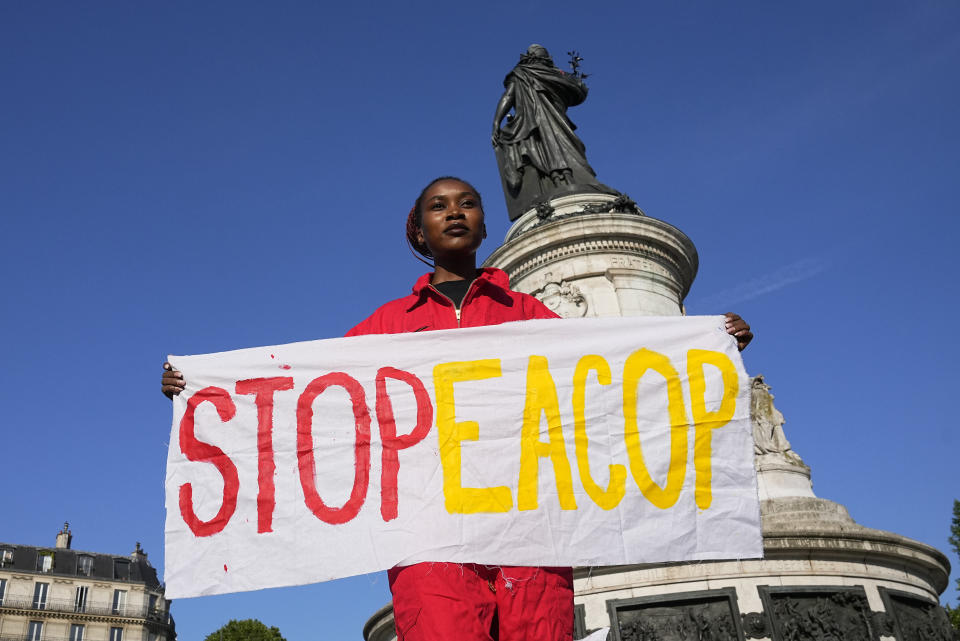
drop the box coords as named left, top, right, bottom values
left=580, top=193, right=644, bottom=215
left=741, top=612, right=770, bottom=639
left=535, top=201, right=556, bottom=220
left=609, top=589, right=743, bottom=641
left=533, top=271, right=588, bottom=318
left=762, top=587, right=876, bottom=641
left=880, top=589, right=957, bottom=641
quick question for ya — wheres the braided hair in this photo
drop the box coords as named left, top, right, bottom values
left=405, top=176, right=484, bottom=263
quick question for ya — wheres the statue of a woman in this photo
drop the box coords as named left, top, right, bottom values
left=751, top=375, right=804, bottom=465
left=492, top=45, right=616, bottom=221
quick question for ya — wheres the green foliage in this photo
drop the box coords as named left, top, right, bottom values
left=947, top=603, right=960, bottom=631
left=950, top=500, right=960, bottom=571
left=950, top=500, right=960, bottom=632
left=204, top=619, right=286, bottom=641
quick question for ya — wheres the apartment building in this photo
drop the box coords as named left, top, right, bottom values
left=0, top=524, right=174, bottom=641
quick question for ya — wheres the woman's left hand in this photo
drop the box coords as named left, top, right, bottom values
left=724, top=313, right=753, bottom=351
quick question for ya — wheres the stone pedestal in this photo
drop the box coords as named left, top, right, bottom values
left=483, top=193, right=698, bottom=318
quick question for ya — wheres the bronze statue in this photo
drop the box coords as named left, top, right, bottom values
left=492, top=45, right=616, bottom=221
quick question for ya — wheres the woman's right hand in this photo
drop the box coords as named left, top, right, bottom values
left=161, top=362, right=186, bottom=399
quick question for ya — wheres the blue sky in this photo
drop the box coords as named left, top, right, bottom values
left=2, top=2, right=958, bottom=639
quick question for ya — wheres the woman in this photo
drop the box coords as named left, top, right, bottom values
left=163, top=176, right=753, bottom=641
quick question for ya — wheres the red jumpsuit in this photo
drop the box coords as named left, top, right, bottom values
left=347, top=268, right=574, bottom=641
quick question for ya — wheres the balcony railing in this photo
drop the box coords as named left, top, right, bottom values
left=0, top=636, right=171, bottom=641
left=0, top=636, right=110, bottom=641
left=0, top=631, right=173, bottom=641
left=0, top=595, right=169, bottom=622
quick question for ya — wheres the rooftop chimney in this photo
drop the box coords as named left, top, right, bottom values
left=131, top=541, right=147, bottom=561
left=55, top=522, right=72, bottom=549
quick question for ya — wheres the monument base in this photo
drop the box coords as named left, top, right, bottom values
left=484, top=193, right=698, bottom=318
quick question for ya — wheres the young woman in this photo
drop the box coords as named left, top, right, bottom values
left=162, top=176, right=753, bottom=641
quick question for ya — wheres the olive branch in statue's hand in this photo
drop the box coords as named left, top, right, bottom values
left=567, top=50, right=589, bottom=79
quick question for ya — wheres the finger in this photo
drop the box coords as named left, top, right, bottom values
left=163, top=362, right=172, bottom=371
left=729, top=322, right=750, bottom=334
left=726, top=317, right=749, bottom=329
left=161, top=386, right=184, bottom=399
left=161, top=373, right=184, bottom=383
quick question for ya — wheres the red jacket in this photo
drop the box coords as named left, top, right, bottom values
left=346, top=267, right=559, bottom=336
left=350, top=268, right=574, bottom=639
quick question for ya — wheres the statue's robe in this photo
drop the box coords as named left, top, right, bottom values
left=495, top=61, right=615, bottom=220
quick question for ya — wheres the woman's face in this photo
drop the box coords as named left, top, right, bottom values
left=417, top=179, right=486, bottom=260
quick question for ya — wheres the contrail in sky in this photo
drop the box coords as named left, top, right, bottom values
left=693, top=255, right=829, bottom=308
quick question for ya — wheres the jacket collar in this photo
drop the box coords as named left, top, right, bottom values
left=408, top=267, right=510, bottom=310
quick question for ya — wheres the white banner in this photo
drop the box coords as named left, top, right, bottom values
left=164, top=316, right=761, bottom=598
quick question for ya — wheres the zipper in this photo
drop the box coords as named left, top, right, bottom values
left=459, top=278, right=481, bottom=326
left=427, top=285, right=460, bottom=327
left=427, top=278, right=479, bottom=328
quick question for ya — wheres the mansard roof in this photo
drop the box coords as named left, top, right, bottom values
left=0, top=541, right=162, bottom=590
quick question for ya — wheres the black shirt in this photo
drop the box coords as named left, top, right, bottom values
left=434, top=279, right=472, bottom=308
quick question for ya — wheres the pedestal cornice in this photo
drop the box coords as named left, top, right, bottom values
left=486, top=212, right=697, bottom=296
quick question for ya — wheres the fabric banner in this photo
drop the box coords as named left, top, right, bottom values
left=164, top=316, right=761, bottom=599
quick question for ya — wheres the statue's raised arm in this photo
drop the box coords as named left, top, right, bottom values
left=492, top=44, right=616, bottom=221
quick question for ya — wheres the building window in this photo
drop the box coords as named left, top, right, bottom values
left=33, top=582, right=49, bottom=609
left=0, top=578, right=6, bottom=606
left=77, top=554, right=94, bottom=576
left=75, top=585, right=89, bottom=612
left=28, top=621, right=43, bottom=641
left=112, top=588, right=127, bottom=615
left=113, top=559, right=130, bottom=580
left=0, top=547, right=13, bottom=567
left=70, top=624, right=85, bottom=641
left=36, top=551, right=53, bottom=572
left=110, top=627, right=123, bottom=641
